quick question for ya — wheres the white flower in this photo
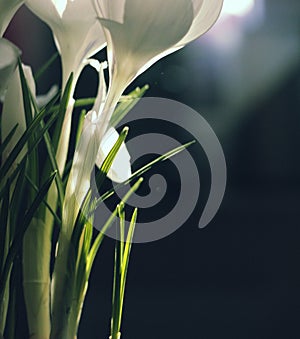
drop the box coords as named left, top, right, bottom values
left=96, top=127, right=131, bottom=183
left=1, top=63, right=35, bottom=165
left=63, top=63, right=131, bottom=235
left=0, top=0, right=23, bottom=36
left=94, top=0, right=223, bottom=96
left=25, top=0, right=107, bottom=88
left=0, top=38, right=21, bottom=98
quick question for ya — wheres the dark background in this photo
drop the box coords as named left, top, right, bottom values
left=4, top=0, right=300, bottom=338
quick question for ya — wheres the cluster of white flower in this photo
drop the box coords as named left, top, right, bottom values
left=1, top=0, right=223, bottom=182
left=0, top=1, right=223, bottom=338
left=0, top=0, right=224, bottom=239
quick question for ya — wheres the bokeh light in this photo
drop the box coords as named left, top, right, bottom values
left=221, top=0, right=255, bottom=18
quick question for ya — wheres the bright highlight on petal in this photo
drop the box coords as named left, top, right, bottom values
left=51, top=0, right=67, bottom=17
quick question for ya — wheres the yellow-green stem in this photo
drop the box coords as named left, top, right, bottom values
left=67, top=282, right=89, bottom=338
left=22, top=218, right=51, bottom=339
left=22, top=72, right=75, bottom=338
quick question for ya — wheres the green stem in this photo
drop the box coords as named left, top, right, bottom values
left=50, top=232, right=74, bottom=339
left=22, top=77, right=75, bottom=338
left=22, top=218, right=51, bottom=339
left=67, top=282, right=88, bottom=338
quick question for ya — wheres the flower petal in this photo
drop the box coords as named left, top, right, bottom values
left=0, top=38, right=20, bottom=98
left=63, top=61, right=108, bottom=229
left=177, top=0, right=223, bottom=46
left=98, top=0, right=194, bottom=84
left=35, top=84, right=59, bottom=108
left=26, top=0, right=106, bottom=87
left=51, top=0, right=67, bottom=17
left=94, top=0, right=126, bottom=23
left=0, top=0, right=23, bottom=36
left=95, top=127, right=131, bottom=183
left=63, top=109, right=103, bottom=234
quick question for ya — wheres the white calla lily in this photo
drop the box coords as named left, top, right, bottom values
left=0, top=0, right=23, bottom=36
left=0, top=38, right=20, bottom=98
left=25, top=0, right=107, bottom=88
left=94, top=0, right=223, bottom=102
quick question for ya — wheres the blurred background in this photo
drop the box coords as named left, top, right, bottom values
left=4, top=0, right=300, bottom=338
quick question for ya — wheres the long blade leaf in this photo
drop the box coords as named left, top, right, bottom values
left=52, top=73, right=73, bottom=154
left=110, top=85, right=149, bottom=127
left=95, top=126, right=129, bottom=191
left=98, top=141, right=195, bottom=204
left=0, top=171, right=56, bottom=301
left=87, top=177, right=143, bottom=275
left=0, top=104, right=58, bottom=183
left=0, top=124, right=18, bottom=160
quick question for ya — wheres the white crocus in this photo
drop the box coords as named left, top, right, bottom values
left=93, top=0, right=223, bottom=115
left=63, top=63, right=131, bottom=237
left=0, top=38, right=20, bottom=99
left=25, top=0, right=107, bottom=178
left=25, top=0, right=106, bottom=89
left=0, top=0, right=23, bottom=36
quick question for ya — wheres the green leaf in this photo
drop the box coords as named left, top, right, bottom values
left=75, top=109, right=86, bottom=148
left=71, top=191, right=93, bottom=263
left=9, top=157, right=27, bottom=240
left=110, top=85, right=149, bottom=127
left=118, top=205, right=125, bottom=264
left=0, top=156, right=27, bottom=201
left=25, top=174, right=61, bottom=225
left=0, top=100, right=58, bottom=185
left=34, top=52, right=59, bottom=81
left=18, top=59, right=33, bottom=128
left=111, top=208, right=138, bottom=338
left=52, top=73, right=73, bottom=154
left=29, top=88, right=65, bottom=207
left=74, top=98, right=95, bottom=108
left=40, top=123, right=65, bottom=207
left=87, top=177, right=144, bottom=275
left=0, top=171, right=56, bottom=303
left=129, top=140, right=195, bottom=181
left=18, top=59, right=38, bottom=186
left=4, top=256, right=20, bottom=339
left=119, top=208, right=137, bottom=328
left=95, top=126, right=129, bottom=191
left=0, top=124, right=18, bottom=160
left=111, top=223, right=122, bottom=337
left=0, top=181, right=10, bottom=272
left=99, top=141, right=195, bottom=204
